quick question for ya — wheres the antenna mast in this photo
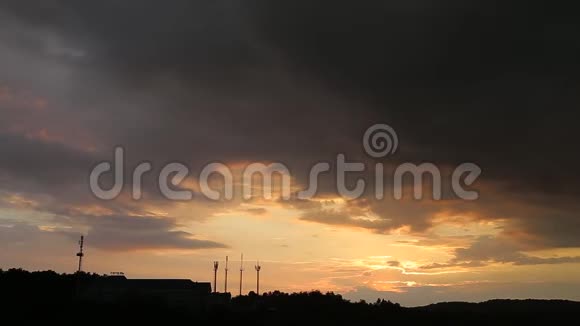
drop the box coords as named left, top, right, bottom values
left=239, top=253, right=244, bottom=296
left=213, top=261, right=219, bottom=293
left=224, top=256, right=229, bottom=293
left=76, top=235, right=84, bottom=273
left=255, top=261, right=262, bottom=295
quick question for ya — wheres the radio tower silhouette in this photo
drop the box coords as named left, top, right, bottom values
left=76, top=235, right=84, bottom=273
left=213, top=261, right=219, bottom=293
left=239, top=253, right=244, bottom=296
left=255, top=261, right=262, bottom=295
left=224, top=256, right=229, bottom=293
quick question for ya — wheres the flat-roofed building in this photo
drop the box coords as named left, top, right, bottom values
left=82, top=275, right=211, bottom=309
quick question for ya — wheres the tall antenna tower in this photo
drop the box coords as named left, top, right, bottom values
left=76, top=235, right=84, bottom=273
left=213, top=261, right=219, bottom=293
left=224, top=256, right=229, bottom=293
left=255, top=261, right=262, bottom=295
left=239, top=253, right=244, bottom=296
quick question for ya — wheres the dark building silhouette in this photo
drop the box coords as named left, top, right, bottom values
left=82, top=275, right=211, bottom=308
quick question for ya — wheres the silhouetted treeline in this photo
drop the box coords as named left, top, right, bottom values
left=0, top=268, right=101, bottom=301
left=1, top=268, right=578, bottom=325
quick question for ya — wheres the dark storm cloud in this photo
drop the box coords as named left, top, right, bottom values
left=420, top=235, right=580, bottom=269
left=0, top=1, right=373, bottom=203
left=0, top=133, right=93, bottom=190
left=0, top=217, right=226, bottom=252
left=248, top=1, right=580, bottom=194
left=0, top=1, right=579, bottom=254
left=294, top=196, right=441, bottom=234
left=58, top=215, right=227, bottom=251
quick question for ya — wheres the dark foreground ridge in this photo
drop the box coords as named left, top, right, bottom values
left=1, top=268, right=578, bottom=325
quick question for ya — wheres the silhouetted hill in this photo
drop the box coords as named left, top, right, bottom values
left=417, top=299, right=579, bottom=313
left=1, top=268, right=578, bottom=325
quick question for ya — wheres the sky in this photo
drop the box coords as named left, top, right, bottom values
left=1, top=1, right=580, bottom=307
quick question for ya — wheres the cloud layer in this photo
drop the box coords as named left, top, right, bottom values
left=0, top=1, right=579, bottom=292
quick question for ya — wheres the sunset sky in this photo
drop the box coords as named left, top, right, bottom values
left=1, top=2, right=580, bottom=306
